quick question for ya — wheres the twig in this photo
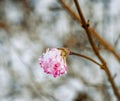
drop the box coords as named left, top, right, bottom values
left=73, top=0, right=120, bottom=100
left=89, top=27, right=120, bottom=61
left=60, top=0, right=120, bottom=62
left=70, top=51, right=104, bottom=69
left=60, top=0, right=82, bottom=24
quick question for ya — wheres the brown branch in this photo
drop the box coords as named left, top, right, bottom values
left=89, top=27, right=120, bottom=61
left=70, top=51, right=104, bottom=69
left=73, top=0, right=120, bottom=100
left=60, top=0, right=82, bottom=24
left=60, top=0, right=120, bottom=62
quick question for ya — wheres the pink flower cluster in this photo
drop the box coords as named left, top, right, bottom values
left=39, top=48, right=68, bottom=77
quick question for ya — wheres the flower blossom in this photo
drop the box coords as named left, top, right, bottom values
left=39, top=48, right=69, bottom=77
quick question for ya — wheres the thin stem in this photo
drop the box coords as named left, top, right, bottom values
left=89, top=27, right=120, bottom=62
left=60, top=0, right=82, bottom=24
left=70, top=51, right=103, bottom=68
left=74, top=0, right=120, bottom=100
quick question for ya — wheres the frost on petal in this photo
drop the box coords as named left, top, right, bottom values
left=39, top=48, right=68, bottom=78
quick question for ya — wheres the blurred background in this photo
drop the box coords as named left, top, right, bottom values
left=0, top=0, right=120, bottom=101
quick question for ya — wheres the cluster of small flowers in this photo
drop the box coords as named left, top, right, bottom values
left=39, top=48, right=69, bottom=78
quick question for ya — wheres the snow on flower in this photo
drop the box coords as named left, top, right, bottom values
left=39, top=48, right=69, bottom=77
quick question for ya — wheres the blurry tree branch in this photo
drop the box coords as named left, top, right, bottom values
left=0, top=21, right=9, bottom=30
left=115, top=34, right=120, bottom=47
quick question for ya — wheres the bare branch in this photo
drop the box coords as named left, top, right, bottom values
left=73, top=0, right=120, bottom=100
